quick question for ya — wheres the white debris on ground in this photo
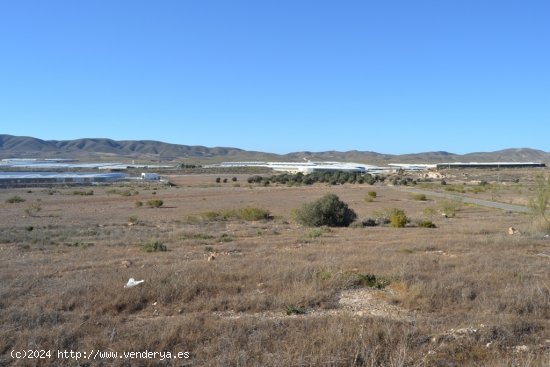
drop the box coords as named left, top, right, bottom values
left=124, top=278, right=145, bottom=288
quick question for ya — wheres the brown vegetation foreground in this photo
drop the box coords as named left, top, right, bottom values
left=0, top=176, right=549, bottom=366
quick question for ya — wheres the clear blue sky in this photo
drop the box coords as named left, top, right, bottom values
left=1, top=0, right=549, bottom=154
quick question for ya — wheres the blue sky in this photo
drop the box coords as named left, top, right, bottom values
left=1, top=0, right=549, bottom=154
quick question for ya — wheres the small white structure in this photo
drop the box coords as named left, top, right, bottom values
left=141, top=172, right=160, bottom=181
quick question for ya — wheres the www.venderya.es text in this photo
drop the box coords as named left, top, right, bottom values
left=11, top=349, right=190, bottom=361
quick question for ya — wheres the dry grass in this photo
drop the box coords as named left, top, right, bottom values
left=0, top=175, right=549, bottom=366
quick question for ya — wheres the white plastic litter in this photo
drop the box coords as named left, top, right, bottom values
left=124, top=278, right=145, bottom=288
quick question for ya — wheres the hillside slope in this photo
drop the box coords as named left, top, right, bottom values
left=1, top=134, right=548, bottom=163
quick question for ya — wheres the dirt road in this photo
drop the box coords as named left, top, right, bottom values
left=395, top=186, right=531, bottom=213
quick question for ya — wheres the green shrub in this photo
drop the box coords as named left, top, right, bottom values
left=417, top=220, right=436, bottom=228
left=232, top=177, right=237, bottom=182
left=215, top=177, right=221, bottom=183
left=6, top=196, right=25, bottom=203
left=356, top=274, right=389, bottom=289
left=143, top=240, right=167, bottom=252
left=412, top=193, right=427, bottom=201
left=350, top=218, right=379, bottom=228
left=201, top=207, right=270, bottom=221
left=219, top=233, right=234, bottom=242
left=317, top=270, right=333, bottom=281
left=444, top=184, right=466, bottom=193
left=147, top=199, right=164, bottom=208
left=389, top=208, right=407, bottom=228
left=286, top=305, right=306, bottom=315
left=106, top=188, right=138, bottom=196
left=73, top=190, right=94, bottom=196
left=294, top=193, right=357, bottom=227
left=367, top=191, right=377, bottom=198
left=134, top=200, right=143, bottom=208
left=237, top=207, right=270, bottom=221
left=202, top=210, right=226, bottom=220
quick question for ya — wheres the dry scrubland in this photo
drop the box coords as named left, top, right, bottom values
left=1, top=171, right=549, bottom=366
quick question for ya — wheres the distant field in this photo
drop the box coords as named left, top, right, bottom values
left=1, top=171, right=549, bottom=366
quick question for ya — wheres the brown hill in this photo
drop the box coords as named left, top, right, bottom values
left=0, top=134, right=548, bottom=164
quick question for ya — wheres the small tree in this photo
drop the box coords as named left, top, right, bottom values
left=294, top=193, right=357, bottom=227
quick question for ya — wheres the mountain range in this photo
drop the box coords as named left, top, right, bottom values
left=1, top=134, right=548, bottom=164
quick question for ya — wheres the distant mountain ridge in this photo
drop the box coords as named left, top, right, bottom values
left=1, top=134, right=549, bottom=164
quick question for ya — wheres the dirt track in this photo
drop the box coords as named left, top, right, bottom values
left=396, top=186, right=531, bottom=213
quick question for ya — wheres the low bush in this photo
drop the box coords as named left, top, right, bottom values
left=389, top=208, right=407, bottom=228
left=237, top=207, right=270, bottom=221
left=417, top=220, right=437, bottom=228
left=444, top=184, right=466, bottom=193
left=351, top=218, right=378, bottom=228
left=143, top=240, right=167, bottom=252
left=6, top=196, right=25, bottom=203
left=73, top=190, right=94, bottom=196
left=106, top=188, right=139, bottom=196
left=286, top=305, right=306, bottom=315
left=294, top=193, right=357, bottom=227
left=412, top=193, right=427, bottom=201
left=201, top=207, right=270, bottom=221
left=147, top=199, right=164, bottom=208
left=356, top=274, right=389, bottom=289
left=134, top=200, right=143, bottom=208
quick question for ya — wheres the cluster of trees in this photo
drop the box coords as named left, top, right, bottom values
left=247, top=171, right=384, bottom=186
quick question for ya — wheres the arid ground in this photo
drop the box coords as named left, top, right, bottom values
left=1, top=170, right=549, bottom=366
